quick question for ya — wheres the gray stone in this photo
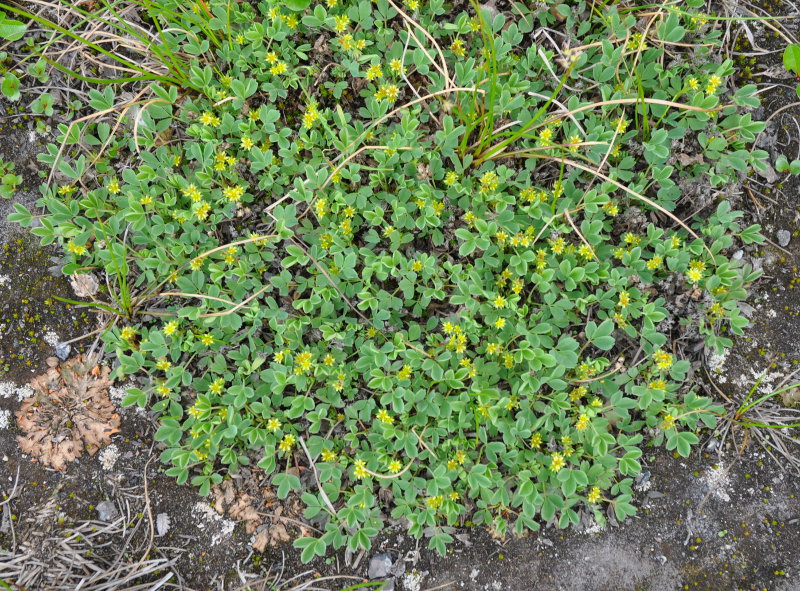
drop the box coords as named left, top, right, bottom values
left=96, top=500, right=118, bottom=522
left=777, top=230, right=791, bottom=247
left=55, top=341, right=71, bottom=361
left=368, top=553, right=393, bottom=579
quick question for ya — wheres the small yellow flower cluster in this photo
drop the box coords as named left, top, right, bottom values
left=576, top=413, right=590, bottom=431
left=486, top=342, right=502, bottom=355
left=649, top=379, right=666, bottom=391
left=67, top=241, right=88, bottom=256
left=550, top=452, right=565, bottom=472
left=270, top=62, right=287, bottom=75
left=279, top=433, right=296, bottom=452
left=155, top=385, right=170, bottom=397
left=569, top=385, right=587, bottom=401
left=398, top=364, right=412, bottom=380
left=323, top=354, right=335, bottom=366
left=450, top=38, right=465, bottom=58
left=321, top=448, right=337, bottom=462
left=120, top=326, right=136, bottom=341
left=332, top=372, right=347, bottom=392
left=183, top=184, right=202, bottom=202
left=661, top=413, right=676, bottom=430
left=302, top=103, right=321, bottom=129
left=646, top=256, right=663, bottom=270
left=199, top=111, right=221, bottom=127
left=155, top=358, right=171, bottom=371
left=365, top=63, right=382, bottom=80
left=354, top=459, right=369, bottom=479
left=190, top=257, right=204, bottom=270
left=521, top=186, right=548, bottom=204
left=502, top=353, right=514, bottom=369
left=295, top=350, right=313, bottom=373
left=107, top=178, right=120, bottom=194
left=388, top=459, right=402, bottom=473
left=530, top=432, right=542, bottom=449
left=164, top=320, right=179, bottom=336
left=623, top=232, right=641, bottom=245
left=375, top=83, right=400, bottom=102
left=550, top=236, right=567, bottom=255
left=587, top=487, right=601, bottom=503
left=686, top=259, right=706, bottom=284
left=567, top=134, right=581, bottom=152
left=314, top=198, right=327, bottom=218
left=479, top=170, right=500, bottom=194
left=274, top=348, right=291, bottom=363
left=222, top=185, right=245, bottom=202
left=706, top=74, right=722, bottom=94
left=443, top=322, right=467, bottom=354
left=58, top=185, right=76, bottom=195
left=603, top=201, right=619, bottom=216
left=209, top=378, right=225, bottom=394
left=267, top=417, right=281, bottom=431
left=241, top=136, right=254, bottom=150
left=492, top=295, right=507, bottom=308
left=200, top=333, right=214, bottom=346
left=539, top=126, right=554, bottom=145
left=195, top=201, right=211, bottom=220
left=618, top=290, right=631, bottom=308
left=686, top=77, right=699, bottom=91
left=653, top=349, right=673, bottom=371
left=426, top=495, right=443, bottom=509
left=376, top=409, right=393, bottom=424
left=625, top=32, right=646, bottom=51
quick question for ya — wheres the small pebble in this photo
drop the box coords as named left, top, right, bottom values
left=96, top=500, right=119, bottom=522
left=46, top=357, right=59, bottom=368
left=777, top=230, right=791, bottom=247
left=368, top=553, right=394, bottom=579
left=55, top=342, right=71, bottom=361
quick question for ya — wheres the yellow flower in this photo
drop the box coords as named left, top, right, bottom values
left=270, top=62, right=287, bottom=75
left=618, top=291, right=630, bottom=308
left=183, top=184, right=202, bottom=202
left=576, top=413, right=590, bottom=431
left=550, top=452, right=565, bottom=473
left=647, top=256, right=663, bottom=270
left=266, top=51, right=278, bottom=64
left=241, top=136, right=254, bottom=150
left=449, top=491, right=459, bottom=501
left=107, top=178, right=120, bottom=194
left=398, top=364, right=412, bottom=380
left=195, top=202, right=211, bottom=220
left=140, top=195, right=153, bottom=206
left=201, top=333, right=214, bottom=346
left=334, top=15, right=350, bottom=32
left=587, top=487, right=601, bottom=503
left=279, top=433, right=296, bottom=452
left=321, top=448, right=337, bottom=462
left=223, top=185, right=245, bottom=202
left=539, top=126, right=554, bottom=143
left=687, top=77, right=699, bottom=90
left=389, top=58, right=405, bottom=75
left=661, top=413, right=676, bottom=430
left=383, top=225, right=395, bottom=237
left=164, top=321, right=179, bottom=336
left=492, top=295, right=507, bottom=308
left=653, top=349, right=673, bottom=370
left=155, top=358, right=171, bottom=371
left=323, top=354, right=335, bottom=366
left=354, top=459, right=369, bottom=479
left=120, top=326, right=136, bottom=341
left=155, top=385, right=170, bottom=397
left=388, top=459, right=402, bottom=473
left=450, top=38, right=465, bottom=57
left=486, top=342, right=502, bottom=355
left=376, top=409, right=393, bottom=424
left=365, top=64, right=383, bottom=80
left=494, top=317, right=506, bottom=329
left=295, top=350, right=313, bottom=372
left=267, top=417, right=281, bottom=431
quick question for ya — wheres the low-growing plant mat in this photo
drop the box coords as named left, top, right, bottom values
left=0, top=0, right=799, bottom=587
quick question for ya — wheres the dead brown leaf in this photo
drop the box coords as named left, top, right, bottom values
left=16, top=356, right=119, bottom=470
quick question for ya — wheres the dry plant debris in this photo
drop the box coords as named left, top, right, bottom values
left=15, top=355, right=120, bottom=470
left=211, top=476, right=310, bottom=552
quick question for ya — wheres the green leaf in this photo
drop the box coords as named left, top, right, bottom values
left=783, top=44, right=800, bottom=76
left=294, top=536, right=327, bottom=563
left=284, top=0, right=312, bottom=11
left=1, top=72, right=20, bottom=101
left=0, top=11, right=26, bottom=41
